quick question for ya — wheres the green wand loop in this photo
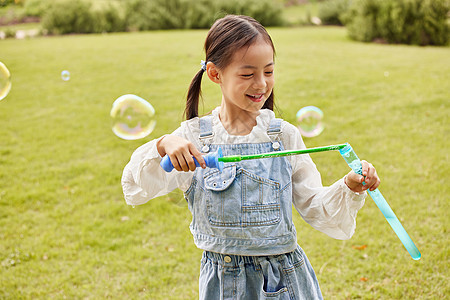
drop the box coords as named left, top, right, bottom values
left=339, top=143, right=421, bottom=260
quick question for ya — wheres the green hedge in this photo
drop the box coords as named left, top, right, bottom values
left=41, top=0, right=283, bottom=35
left=23, top=0, right=52, bottom=17
left=318, top=0, right=350, bottom=26
left=343, top=0, right=449, bottom=46
left=0, top=0, right=15, bottom=8
left=42, top=0, right=95, bottom=34
left=216, top=0, right=284, bottom=27
left=124, top=0, right=284, bottom=30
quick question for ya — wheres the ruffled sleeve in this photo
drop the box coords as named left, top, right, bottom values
left=121, top=119, right=200, bottom=206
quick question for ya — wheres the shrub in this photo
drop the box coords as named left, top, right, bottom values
left=417, top=0, right=449, bottom=46
left=217, top=0, right=284, bottom=27
left=41, top=0, right=96, bottom=34
left=4, top=27, right=16, bottom=38
left=0, top=0, right=15, bottom=8
left=344, top=0, right=449, bottom=46
left=318, top=0, right=350, bottom=26
left=93, top=3, right=126, bottom=33
left=124, top=0, right=284, bottom=31
left=42, top=0, right=127, bottom=34
left=125, top=0, right=193, bottom=31
left=184, top=0, right=218, bottom=29
left=341, top=0, right=381, bottom=42
left=41, top=0, right=284, bottom=34
left=23, top=0, right=52, bottom=17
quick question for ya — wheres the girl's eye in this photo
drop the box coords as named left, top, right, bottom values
left=265, top=71, right=274, bottom=75
left=241, top=74, right=253, bottom=78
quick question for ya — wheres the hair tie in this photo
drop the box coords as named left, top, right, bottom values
left=200, top=60, right=207, bottom=71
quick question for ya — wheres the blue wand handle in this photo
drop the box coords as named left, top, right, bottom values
left=339, top=143, right=421, bottom=260
left=160, top=148, right=224, bottom=172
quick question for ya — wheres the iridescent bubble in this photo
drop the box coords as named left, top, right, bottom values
left=0, top=62, right=12, bottom=101
left=296, top=106, right=324, bottom=138
left=61, top=70, right=70, bottom=81
left=167, top=189, right=187, bottom=207
left=110, top=94, right=156, bottom=140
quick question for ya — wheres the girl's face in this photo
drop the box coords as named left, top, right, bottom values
left=215, top=38, right=274, bottom=114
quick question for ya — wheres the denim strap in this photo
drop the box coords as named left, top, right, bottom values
left=267, top=118, right=282, bottom=150
left=267, top=118, right=282, bottom=135
left=199, top=115, right=214, bottom=152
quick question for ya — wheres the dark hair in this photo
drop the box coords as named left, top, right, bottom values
left=184, top=15, right=276, bottom=120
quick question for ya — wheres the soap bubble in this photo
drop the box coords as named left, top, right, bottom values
left=0, top=62, right=12, bottom=101
left=110, top=94, right=156, bottom=140
left=167, top=189, right=187, bottom=207
left=61, top=70, right=70, bottom=81
left=296, top=106, right=324, bottom=137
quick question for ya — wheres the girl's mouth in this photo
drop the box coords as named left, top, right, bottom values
left=246, top=93, right=264, bottom=102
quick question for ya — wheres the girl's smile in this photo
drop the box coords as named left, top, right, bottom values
left=247, top=93, right=265, bottom=102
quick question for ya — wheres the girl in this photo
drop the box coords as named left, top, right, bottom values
left=122, top=15, right=380, bottom=299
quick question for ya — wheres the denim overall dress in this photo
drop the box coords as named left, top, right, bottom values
left=185, top=115, right=323, bottom=300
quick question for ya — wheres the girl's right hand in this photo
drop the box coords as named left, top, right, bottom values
left=157, top=135, right=206, bottom=172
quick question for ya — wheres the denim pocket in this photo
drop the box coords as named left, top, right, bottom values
left=262, top=287, right=289, bottom=299
left=240, top=168, right=281, bottom=226
left=204, top=165, right=281, bottom=227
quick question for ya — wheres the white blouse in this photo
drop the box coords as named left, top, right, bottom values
left=122, top=107, right=366, bottom=240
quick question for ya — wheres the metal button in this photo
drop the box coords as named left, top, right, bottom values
left=201, top=145, right=210, bottom=153
left=224, top=256, right=232, bottom=263
left=272, top=141, right=280, bottom=150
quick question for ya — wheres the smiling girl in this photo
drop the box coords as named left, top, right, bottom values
left=122, top=15, right=380, bottom=299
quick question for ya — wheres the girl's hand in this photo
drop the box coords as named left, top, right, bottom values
left=157, top=135, right=206, bottom=172
left=344, top=160, right=380, bottom=193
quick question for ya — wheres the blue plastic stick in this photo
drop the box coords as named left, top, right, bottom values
left=339, top=143, right=421, bottom=260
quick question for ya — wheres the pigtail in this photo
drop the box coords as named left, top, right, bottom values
left=184, top=69, right=205, bottom=120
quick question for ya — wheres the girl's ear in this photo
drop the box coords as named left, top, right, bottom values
left=206, top=62, right=221, bottom=84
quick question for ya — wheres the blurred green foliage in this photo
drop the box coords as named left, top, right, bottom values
left=39, top=0, right=283, bottom=34
left=318, top=0, right=349, bottom=25
left=41, top=0, right=95, bottom=34
left=2, top=0, right=449, bottom=45
left=0, top=0, right=15, bottom=8
left=342, top=0, right=449, bottom=46
left=22, top=0, right=51, bottom=17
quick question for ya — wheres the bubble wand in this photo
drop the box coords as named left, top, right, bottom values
left=339, top=143, right=421, bottom=260
left=160, top=143, right=348, bottom=172
left=160, top=143, right=421, bottom=260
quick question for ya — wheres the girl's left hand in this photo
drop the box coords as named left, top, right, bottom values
left=344, top=160, right=380, bottom=193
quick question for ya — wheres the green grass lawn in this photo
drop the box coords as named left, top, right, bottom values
left=0, top=26, right=448, bottom=299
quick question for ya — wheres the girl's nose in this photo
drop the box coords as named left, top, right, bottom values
left=253, top=74, right=267, bottom=89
